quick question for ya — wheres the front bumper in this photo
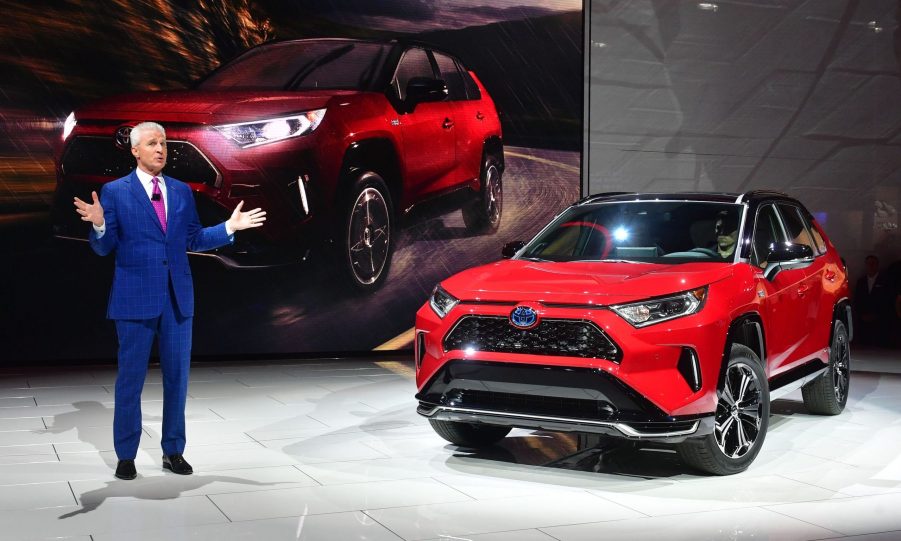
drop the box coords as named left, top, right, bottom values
left=416, top=360, right=715, bottom=442
left=416, top=291, right=733, bottom=420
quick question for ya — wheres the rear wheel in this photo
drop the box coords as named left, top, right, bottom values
left=462, top=155, right=502, bottom=233
left=677, top=344, right=769, bottom=475
left=802, top=319, right=850, bottom=415
left=340, top=171, right=393, bottom=292
left=429, top=419, right=511, bottom=447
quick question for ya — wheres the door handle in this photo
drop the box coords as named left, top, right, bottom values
left=475, top=111, right=485, bottom=120
left=824, top=270, right=836, bottom=282
left=798, top=284, right=810, bottom=297
left=442, top=118, right=454, bottom=129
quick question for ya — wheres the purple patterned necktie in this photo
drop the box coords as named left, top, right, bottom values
left=151, top=176, right=167, bottom=233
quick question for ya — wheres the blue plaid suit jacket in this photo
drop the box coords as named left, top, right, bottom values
left=89, top=170, right=232, bottom=319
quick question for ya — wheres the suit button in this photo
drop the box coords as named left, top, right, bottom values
left=163, top=260, right=168, bottom=266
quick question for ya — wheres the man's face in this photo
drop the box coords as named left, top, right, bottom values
left=131, top=129, right=167, bottom=175
left=865, top=257, right=879, bottom=276
left=715, top=218, right=738, bottom=253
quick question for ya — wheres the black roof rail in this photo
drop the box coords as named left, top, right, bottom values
left=738, top=190, right=792, bottom=204
left=576, top=192, right=636, bottom=205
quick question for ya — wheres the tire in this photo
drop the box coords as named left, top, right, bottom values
left=462, top=155, right=502, bottom=233
left=340, top=171, right=393, bottom=292
left=802, top=320, right=850, bottom=415
left=429, top=419, right=511, bottom=447
left=677, top=344, right=769, bottom=475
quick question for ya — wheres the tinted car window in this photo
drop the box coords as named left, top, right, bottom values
left=199, top=41, right=391, bottom=91
left=809, top=221, right=827, bottom=254
left=521, top=202, right=742, bottom=263
left=433, top=52, right=466, bottom=101
left=393, top=48, right=435, bottom=100
left=459, top=62, right=481, bottom=100
left=752, top=205, right=784, bottom=268
left=777, top=204, right=816, bottom=254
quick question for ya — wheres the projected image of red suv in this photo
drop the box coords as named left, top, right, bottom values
left=53, top=38, right=504, bottom=291
left=415, top=191, right=851, bottom=475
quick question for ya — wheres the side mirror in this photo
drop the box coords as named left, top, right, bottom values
left=502, top=241, right=526, bottom=259
left=405, top=77, right=447, bottom=107
left=764, top=243, right=814, bottom=280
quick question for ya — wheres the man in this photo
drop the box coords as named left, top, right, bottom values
left=72, top=122, right=265, bottom=480
left=853, top=254, right=892, bottom=346
left=714, top=211, right=738, bottom=259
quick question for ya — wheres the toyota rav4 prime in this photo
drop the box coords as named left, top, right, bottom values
left=52, top=38, right=503, bottom=291
left=415, top=191, right=851, bottom=475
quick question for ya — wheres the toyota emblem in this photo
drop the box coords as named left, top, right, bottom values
left=114, top=126, right=133, bottom=150
left=510, top=305, right=539, bottom=329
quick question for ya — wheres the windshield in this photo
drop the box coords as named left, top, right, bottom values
left=520, top=201, right=743, bottom=263
left=198, top=41, right=392, bottom=91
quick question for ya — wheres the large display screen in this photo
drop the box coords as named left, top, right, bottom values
left=0, top=0, right=583, bottom=361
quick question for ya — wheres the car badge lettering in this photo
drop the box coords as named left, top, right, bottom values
left=510, top=305, right=539, bottom=329
left=115, top=126, right=133, bottom=150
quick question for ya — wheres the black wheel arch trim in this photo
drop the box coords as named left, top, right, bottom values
left=340, top=138, right=402, bottom=215
left=833, top=297, right=852, bottom=343
left=482, top=136, right=504, bottom=171
left=720, top=314, right=766, bottom=390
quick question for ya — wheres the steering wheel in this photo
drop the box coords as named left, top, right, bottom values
left=689, top=247, right=720, bottom=258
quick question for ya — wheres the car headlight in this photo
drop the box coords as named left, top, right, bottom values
left=214, top=109, right=326, bottom=148
left=429, top=285, right=459, bottom=318
left=62, top=112, right=76, bottom=141
left=612, top=287, right=707, bottom=327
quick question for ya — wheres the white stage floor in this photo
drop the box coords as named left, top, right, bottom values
left=0, top=349, right=899, bottom=541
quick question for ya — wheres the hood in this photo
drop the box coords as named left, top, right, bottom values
left=442, top=259, right=734, bottom=305
left=76, top=89, right=359, bottom=125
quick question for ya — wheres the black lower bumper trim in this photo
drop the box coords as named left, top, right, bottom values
left=418, top=403, right=714, bottom=442
left=416, top=360, right=712, bottom=441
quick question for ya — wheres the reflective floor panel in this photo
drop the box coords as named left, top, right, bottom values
left=0, top=349, right=899, bottom=540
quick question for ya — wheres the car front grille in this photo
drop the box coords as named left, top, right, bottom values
left=61, top=136, right=219, bottom=187
left=443, top=315, right=620, bottom=361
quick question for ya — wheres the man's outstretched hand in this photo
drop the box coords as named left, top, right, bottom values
left=73, top=191, right=105, bottom=227
left=226, top=200, right=267, bottom=232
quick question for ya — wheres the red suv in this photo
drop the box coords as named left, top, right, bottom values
left=415, top=191, right=851, bottom=475
left=52, top=38, right=503, bottom=290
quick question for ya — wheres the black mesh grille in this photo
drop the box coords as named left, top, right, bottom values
left=449, top=389, right=617, bottom=419
left=61, top=136, right=219, bottom=186
left=444, top=316, right=620, bottom=361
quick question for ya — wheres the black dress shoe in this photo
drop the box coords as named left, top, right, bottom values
left=115, top=459, right=137, bottom=480
left=162, top=454, right=193, bottom=475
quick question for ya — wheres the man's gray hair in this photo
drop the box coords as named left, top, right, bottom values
left=130, top=121, right=166, bottom=147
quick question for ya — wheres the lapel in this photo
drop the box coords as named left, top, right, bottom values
left=127, top=170, right=165, bottom=235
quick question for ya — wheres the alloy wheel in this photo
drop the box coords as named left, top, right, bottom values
left=832, top=330, right=850, bottom=403
left=714, top=362, right=764, bottom=459
left=484, top=164, right=501, bottom=226
left=347, top=187, right=390, bottom=285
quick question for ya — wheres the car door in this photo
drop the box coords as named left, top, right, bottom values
left=751, top=203, right=810, bottom=377
left=776, top=203, right=828, bottom=362
left=433, top=51, right=482, bottom=189
left=391, top=47, right=455, bottom=200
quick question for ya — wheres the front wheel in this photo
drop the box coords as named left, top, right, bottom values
left=677, top=344, right=769, bottom=475
left=802, top=319, right=850, bottom=415
left=462, top=156, right=502, bottom=233
left=429, top=419, right=511, bottom=448
left=340, top=172, right=393, bottom=292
